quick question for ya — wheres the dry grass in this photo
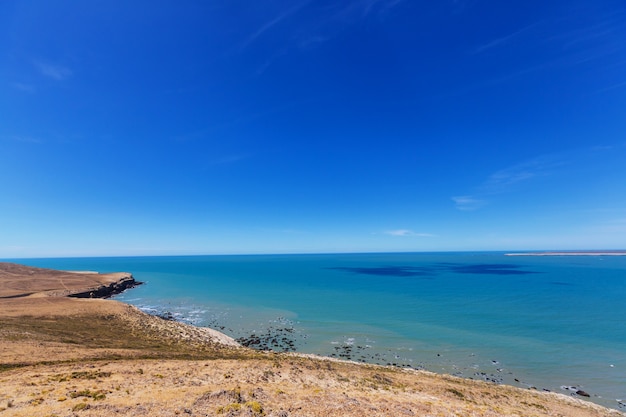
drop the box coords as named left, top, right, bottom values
left=2, top=357, right=622, bottom=417
left=0, top=302, right=253, bottom=367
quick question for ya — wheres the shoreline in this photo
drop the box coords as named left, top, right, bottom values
left=137, top=298, right=624, bottom=408
left=1, top=261, right=624, bottom=416
left=506, top=251, right=626, bottom=256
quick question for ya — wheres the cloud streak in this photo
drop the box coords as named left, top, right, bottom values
left=241, top=1, right=310, bottom=50
left=35, top=61, right=72, bottom=80
left=453, top=153, right=566, bottom=211
left=452, top=143, right=626, bottom=212
left=12, top=82, right=36, bottom=93
left=470, top=22, right=539, bottom=54
left=384, top=229, right=434, bottom=237
left=326, top=0, right=407, bottom=23
left=480, top=155, right=564, bottom=193
left=241, top=0, right=408, bottom=58
left=451, top=196, right=485, bottom=211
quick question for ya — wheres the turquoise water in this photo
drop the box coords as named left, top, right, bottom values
left=13, top=253, right=626, bottom=410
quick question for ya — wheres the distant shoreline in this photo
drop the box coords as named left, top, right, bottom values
left=506, top=251, right=626, bottom=256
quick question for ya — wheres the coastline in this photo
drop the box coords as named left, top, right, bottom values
left=506, top=251, right=626, bottom=256
left=1, top=262, right=624, bottom=416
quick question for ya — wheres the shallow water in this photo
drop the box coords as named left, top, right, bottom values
left=14, top=252, right=626, bottom=410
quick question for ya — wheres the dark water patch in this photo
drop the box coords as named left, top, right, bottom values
left=330, top=263, right=537, bottom=277
left=328, top=266, right=435, bottom=277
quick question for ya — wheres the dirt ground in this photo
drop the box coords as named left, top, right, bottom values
left=1, top=262, right=623, bottom=417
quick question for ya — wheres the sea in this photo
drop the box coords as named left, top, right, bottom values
left=12, top=252, right=626, bottom=410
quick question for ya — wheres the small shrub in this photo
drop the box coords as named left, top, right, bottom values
left=217, top=403, right=241, bottom=414
left=447, top=388, right=465, bottom=399
left=521, top=401, right=547, bottom=411
left=245, top=400, right=264, bottom=414
left=72, top=402, right=89, bottom=411
left=49, top=371, right=112, bottom=382
left=69, top=389, right=107, bottom=400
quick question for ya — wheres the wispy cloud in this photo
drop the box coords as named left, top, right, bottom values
left=12, top=82, right=36, bottom=93
left=453, top=153, right=566, bottom=211
left=241, top=1, right=310, bottom=50
left=384, top=229, right=434, bottom=237
left=255, top=47, right=289, bottom=75
left=470, top=22, right=539, bottom=54
left=242, top=0, right=408, bottom=55
left=451, top=196, right=485, bottom=211
left=35, top=61, right=72, bottom=80
left=327, top=0, right=407, bottom=22
left=258, top=227, right=305, bottom=235
left=543, top=9, right=626, bottom=69
left=452, top=143, right=625, bottom=212
left=593, top=80, right=626, bottom=94
left=550, top=10, right=626, bottom=50
left=480, top=155, right=564, bottom=193
left=448, top=9, right=626, bottom=96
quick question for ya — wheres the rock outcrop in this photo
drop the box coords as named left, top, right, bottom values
left=68, top=274, right=141, bottom=298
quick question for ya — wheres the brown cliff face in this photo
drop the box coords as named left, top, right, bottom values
left=67, top=275, right=141, bottom=298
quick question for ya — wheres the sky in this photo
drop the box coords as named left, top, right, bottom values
left=1, top=0, right=625, bottom=258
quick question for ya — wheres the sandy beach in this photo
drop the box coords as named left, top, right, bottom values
left=1, top=262, right=623, bottom=416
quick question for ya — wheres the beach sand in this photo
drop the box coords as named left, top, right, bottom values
left=1, top=262, right=623, bottom=416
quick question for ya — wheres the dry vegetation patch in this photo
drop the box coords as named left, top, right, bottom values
left=2, top=358, right=622, bottom=416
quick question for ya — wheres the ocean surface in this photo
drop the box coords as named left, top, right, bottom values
left=13, top=252, right=626, bottom=410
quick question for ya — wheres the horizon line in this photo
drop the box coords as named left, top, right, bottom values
left=3, top=248, right=626, bottom=260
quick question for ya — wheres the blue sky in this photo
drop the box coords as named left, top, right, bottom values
left=1, top=0, right=625, bottom=257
